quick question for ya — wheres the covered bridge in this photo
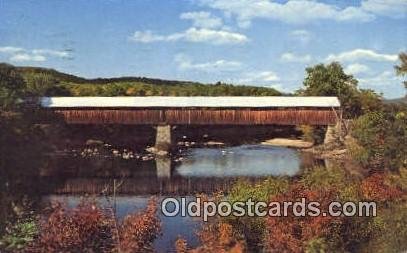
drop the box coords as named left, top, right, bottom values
left=41, top=96, right=340, bottom=125
left=41, top=96, right=341, bottom=151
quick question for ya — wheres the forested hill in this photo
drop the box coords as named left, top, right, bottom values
left=4, top=63, right=282, bottom=96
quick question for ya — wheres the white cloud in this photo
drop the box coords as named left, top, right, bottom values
left=256, top=71, right=280, bottom=81
left=281, top=52, right=312, bottom=63
left=238, top=70, right=280, bottom=83
left=361, top=0, right=407, bottom=18
left=32, top=49, right=71, bottom=58
left=9, top=54, right=46, bottom=62
left=182, top=27, right=248, bottom=44
left=180, top=11, right=223, bottom=29
left=269, top=83, right=292, bottom=93
left=199, top=0, right=374, bottom=27
left=289, top=30, right=312, bottom=44
left=0, top=46, right=72, bottom=62
left=130, top=27, right=248, bottom=45
left=174, top=54, right=242, bottom=72
left=130, top=31, right=167, bottom=43
left=359, top=71, right=403, bottom=86
left=326, top=49, right=398, bottom=62
left=344, top=63, right=370, bottom=75
left=0, top=46, right=24, bottom=53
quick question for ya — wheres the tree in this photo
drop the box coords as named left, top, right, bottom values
left=301, top=62, right=362, bottom=117
left=351, top=105, right=407, bottom=170
left=358, top=89, right=382, bottom=113
left=395, top=52, right=407, bottom=90
left=0, top=63, right=26, bottom=110
left=23, top=72, right=58, bottom=96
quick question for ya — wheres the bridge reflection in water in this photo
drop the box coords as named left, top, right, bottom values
left=39, top=145, right=325, bottom=252
left=40, top=145, right=324, bottom=196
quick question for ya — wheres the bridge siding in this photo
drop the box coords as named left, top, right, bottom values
left=52, top=108, right=337, bottom=125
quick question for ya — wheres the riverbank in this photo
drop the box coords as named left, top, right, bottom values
left=261, top=138, right=313, bottom=148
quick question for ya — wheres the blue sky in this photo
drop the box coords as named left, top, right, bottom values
left=0, top=0, right=406, bottom=98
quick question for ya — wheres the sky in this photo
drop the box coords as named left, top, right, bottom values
left=0, top=0, right=406, bottom=98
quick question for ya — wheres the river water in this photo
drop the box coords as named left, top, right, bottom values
left=39, top=144, right=324, bottom=251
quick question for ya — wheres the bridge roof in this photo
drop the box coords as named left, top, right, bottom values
left=41, top=96, right=340, bottom=108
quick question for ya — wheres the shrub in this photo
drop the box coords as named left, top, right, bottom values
left=176, top=222, right=245, bottom=253
left=227, top=178, right=289, bottom=249
left=264, top=184, right=343, bottom=253
left=301, top=166, right=360, bottom=203
left=360, top=173, right=403, bottom=202
left=27, top=199, right=160, bottom=253
left=229, top=177, right=289, bottom=203
left=0, top=218, right=37, bottom=251
left=28, top=201, right=114, bottom=252
left=351, top=106, right=407, bottom=170
left=119, top=198, right=161, bottom=253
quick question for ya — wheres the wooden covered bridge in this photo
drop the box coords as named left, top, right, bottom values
left=41, top=96, right=341, bottom=150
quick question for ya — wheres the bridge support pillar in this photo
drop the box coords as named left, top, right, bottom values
left=155, top=124, right=172, bottom=153
left=156, top=157, right=172, bottom=179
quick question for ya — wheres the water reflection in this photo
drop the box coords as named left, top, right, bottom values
left=41, top=145, right=322, bottom=195
left=176, top=145, right=302, bottom=177
left=37, top=145, right=323, bottom=252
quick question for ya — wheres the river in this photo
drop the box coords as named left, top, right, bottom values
left=35, top=144, right=324, bottom=251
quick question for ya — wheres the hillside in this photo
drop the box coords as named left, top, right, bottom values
left=3, top=63, right=282, bottom=97
left=384, top=96, right=407, bottom=104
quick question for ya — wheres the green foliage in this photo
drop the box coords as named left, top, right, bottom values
left=2, top=64, right=282, bottom=97
left=351, top=105, right=407, bottom=170
left=395, top=52, right=407, bottom=89
left=360, top=202, right=407, bottom=252
left=229, top=177, right=289, bottom=203
left=347, top=136, right=370, bottom=165
left=300, top=165, right=361, bottom=201
left=305, top=237, right=329, bottom=253
left=0, top=219, right=37, bottom=251
left=227, top=177, right=289, bottom=250
left=64, top=81, right=281, bottom=97
left=300, top=166, right=347, bottom=191
left=341, top=216, right=385, bottom=252
left=0, top=63, right=26, bottom=109
left=23, top=72, right=59, bottom=96
left=358, top=89, right=383, bottom=113
left=300, top=62, right=362, bottom=117
left=389, top=167, right=407, bottom=192
left=351, top=111, right=386, bottom=167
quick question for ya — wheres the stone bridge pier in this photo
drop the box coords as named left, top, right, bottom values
left=154, top=125, right=173, bottom=153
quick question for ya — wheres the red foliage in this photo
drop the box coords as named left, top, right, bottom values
left=176, top=222, right=245, bottom=253
left=264, top=184, right=343, bottom=253
left=118, top=198, right=161, bottom=253
left=360, top=173, right=403, bottom=202
left=27, top=198, right=160, bottom=253
left=175, top=237, right=188, bottom=253
left=28, top=201, right=114, bottom=252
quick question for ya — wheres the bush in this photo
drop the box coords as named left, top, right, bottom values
left=351, top=106, right=407, bottom=170
left=360, top=173, right=403, bottom=202
left=27, top=199, right=160, bottom=253
left=264, top=184, right=343, bottom=253
left=175, top=222, right=245, bottom=253
left=0, top=218, right=37, bottom=251
left=229, top=177, right=289, bottom=203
